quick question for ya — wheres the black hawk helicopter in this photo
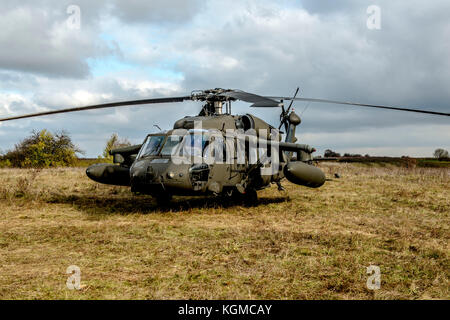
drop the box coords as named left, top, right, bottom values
left=0, top=88, right=448, bottom=204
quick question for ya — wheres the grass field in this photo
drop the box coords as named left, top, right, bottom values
left=0, top=163, right=448, bottom=299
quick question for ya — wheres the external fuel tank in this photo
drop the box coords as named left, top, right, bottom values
left=284, top=162, right=325, bottom=188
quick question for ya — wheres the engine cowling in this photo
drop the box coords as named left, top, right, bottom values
left=239, top=114, right=275, bottom=140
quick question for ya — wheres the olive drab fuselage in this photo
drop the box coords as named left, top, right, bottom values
left=86, top=112, right=326, bottom=199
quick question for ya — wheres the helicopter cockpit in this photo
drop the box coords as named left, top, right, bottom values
left=137, top=134, right=165, bottom=159
left=137, top=129, right=224, bottom=162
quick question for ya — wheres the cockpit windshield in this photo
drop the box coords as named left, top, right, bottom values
left=138, top=135, right=165, bottom=159
left=160, top=135, right=183, bottom=156
left=137, top=130, right=219, bottom=160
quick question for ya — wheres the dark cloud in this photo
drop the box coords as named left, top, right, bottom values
left=110, top=0, right=204, bottom=24
left=0, top=0, right=448, bottom=157
left=174, top=0, right=450, bottom=117
left=0, top=0, right=205, bottom=78
left=0, top=1, right=114, bottom=78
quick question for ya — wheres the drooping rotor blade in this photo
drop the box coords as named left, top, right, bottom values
left=286, top=87, right=300, bottom=114
left=0, top=96, right=191, bottom=122
left=262, top=96, right=450, bottom=117
left=220, top=90, right=281, bottom=107
left=279, top=87, right=300, bottom=131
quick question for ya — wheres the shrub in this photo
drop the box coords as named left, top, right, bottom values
left=1, top=129, right=83, bottom=168
left=0, top=159, right=11, bottom=168
left=324, top=149, right=341, bottom=158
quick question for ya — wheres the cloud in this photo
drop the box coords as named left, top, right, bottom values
left=0, top=0, right=449, bottom=157
left=299, top=0, right=362, bottom=15
left=0, top=3, right=115, bottom=78
left=110, top=0, right=204, bottom=25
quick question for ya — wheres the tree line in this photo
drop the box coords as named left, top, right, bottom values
left=321, top=148, right=449, bottom=159
left=0, top=130, right=448, bottom=168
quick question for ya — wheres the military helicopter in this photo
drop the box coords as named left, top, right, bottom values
left=0, top=88, right=448, bottom=204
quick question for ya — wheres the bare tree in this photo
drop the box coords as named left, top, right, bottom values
left=433, top=148, right=449, bottom=159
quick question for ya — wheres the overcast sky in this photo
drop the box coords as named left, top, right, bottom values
left=0, top=0, right=449, bottom=157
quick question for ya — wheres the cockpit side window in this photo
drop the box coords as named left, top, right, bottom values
left=179, top=133, right=208, bottom=157
left=203, top=136, right=226, bottom=163
left=137, top=135, right=165, bottom=158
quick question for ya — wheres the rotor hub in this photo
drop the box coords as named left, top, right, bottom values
left=192, top=88, right=234, bottom=115
left=191, top=88, right=235, bottom=103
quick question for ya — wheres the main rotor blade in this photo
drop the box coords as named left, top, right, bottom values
left=263, top=96, right=450, bottom=117
left=220, top=90, right=281, bottom=107
left=0, top=96, right=191, bottom=122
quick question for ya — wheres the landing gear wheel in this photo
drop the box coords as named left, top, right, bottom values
left=243, top=189, right=258, bottom=206
left=221, top=189, right=241, bottom=204
left=156, top=194, right=173, bottom=206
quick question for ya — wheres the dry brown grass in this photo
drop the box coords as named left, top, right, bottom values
left=0, top=163, right=448, bottom=300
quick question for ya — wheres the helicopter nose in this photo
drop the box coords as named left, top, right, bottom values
left=130, top=163, right=149, bottom=185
